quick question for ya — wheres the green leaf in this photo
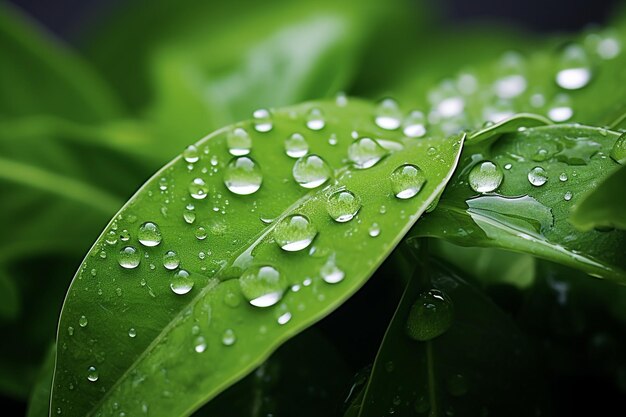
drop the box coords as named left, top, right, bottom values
left=411, top=124, right=626, bottom=283
left=352, top=260, right=545, bottom=416
left=26, top=344, right=55, bottom=417
left=0, top=268, right=20, bottom=320
left=570, top=164, right=626, bottom=231
left=0, top=3, right=121, bottom=122
left=51, top=99, right=465, bottom=416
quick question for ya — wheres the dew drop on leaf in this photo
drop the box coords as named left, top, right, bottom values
left=468, top=161, right=503, bottom=193
left=183, top=145, right=199, bottom=163
left=277, top=311, right=292, bottom=325
left=194, top=226, right=207, bottom=240
left=87, top=366, right=99, bottom=382
left=321, top=255, right=345, bottom=284
left=183, top=204, right=196, bottom=224
left=306, top=107, right=325, bottom=131
left=405, top=289, right=454, bottom=341
left=118, top=246, right=140, bottom=269
left=105, top=231, right=118, bottom=245
left=239, top=265, right=286, bottom=308
left=253, top=109, right=272, bottom=132
left=274, top=214, right=317, bottom=252
left=547, top=94, right=573, bottom=122
left=348, top=137, right=387, bottom=169
left=222, top=329, right=236, bottom=346
left=128, top=328, right=137, bottom=338
left=138, top=222, right=162, bottom=247
left=224, top=156, right=262, bottom=195
left=369, top=223, right=381, bottom=237
left=375, top=98, right=402, bottom=130
left=194, top=336, right=207, bottom=353
left=402, top=110, right=427, bottom=137
left=391, top=164, right=427, bottom=199
left=564, top=191, right=573, bottom=201
left=162, top=250, right=180, bottom=270
left=528, top=166, right=548, bottom=187
left=610, top=132, right=626, bottom=164
left=78, top=315, right=88, bottom=328
left=326, top=190, right=361, bottom=223
left=555, top=45, right=592, bottom=90
left=189, top=178, right=209, bottom=200
left=284, top=133, right=309, bottom=158
left=227, top=127, right=252, bottom=156
left=559, top=172, right=569, bottom=182
left=170, top=270, right=194, bottom=295
left=292, top=154, right=332, bottom=188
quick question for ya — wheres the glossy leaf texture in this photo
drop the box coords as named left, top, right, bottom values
left=51, top=99, right=464, bottom=416
left=411, top=124, right=626, bottom=283
left=349, top=260, right=545, bottom=416
left=570, top=163, right=626, bottom=231
left=0, top=3, right=120, bottom=122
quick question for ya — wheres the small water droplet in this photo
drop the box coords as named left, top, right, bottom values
left=335, top=92, right=348, bottom=106
left=222, top=329, right=236, bottom=346
left=564, top=191, right=573, bottom=201
left=227, top=127, right=252, bottom=156
left=468, top=161, right=503, bottom=193
left=391, top=164, right=427, bottom=199
left=189, top=178, right=209, bottom=200
left=321, top=255, right=345, bottom=284
left=547, top=94, right=573, bottom=122
left=528, top=166, right=548, bottom=186
left=406, top=289, right=454, bottom=341
left=162, top=250, right=180, bottom=270
left=403, top=110, right=427, bottom=137
left=195, top=226, right=207, bottom=240
left=239, top=265, right=286, bottom=308
left=306, top=107, right=325, bottom=130
left=274, top=214, right=317, bottom=251
left=87, top=366, right=99, bottom=382
left=348, top=137, right=387, bottom=169
left=183, top=145, right=199, bottom=163
left=253, top=109, right=272, bottom=132
left=559, top=172, right=568, bottom=182
left=292, top=155, right=332, bottom=188
left=504, top=163, right=512, bottom=170
left=556, top=45, right=592, bottom=90
left=118, top=246, right=140, bottom=269
left=105, top=231, right=118, bottom=245
left=170, top=270, right=194, bottom=295
left=375, top=98, right=402, bottom=130
left=368, top=223, right=381, bottom=237
left=224, top=156, right=262, bottom=195
left=79, top=315, right=88, bottom=327
left=610, top=132, right=626, bottom=164
left=277, top=311, right=292, bottom=325
left=284, top=133, right=309, bottom=158
left=128, top=328, right=137, bottom=338
left=67, top=326, right=74, bottom=336
left=120, top=229, right=130, bottom=242
left=138, top=222, right=162, bottom=247
left=183, top=204, right=196, bottom=224
left=326, top=190, right=361, bottom=222
left=194, top=336, right=207, bottom=353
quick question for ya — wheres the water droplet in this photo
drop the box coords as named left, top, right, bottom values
left=335, top=92, right=348, bottom=106
left=494, top=74, right=527, bottom=99
left=597, top=36, right=621, bottom=59
left=368, top=223, right=380, bottom=237
left=559, top=172, right=568, bottom=182
left=224, top=156, right=262, bottom=195
left=556, top=45, right=592, bottom=90
left=189, top=178, right=209, bottom=200
left=292, top=154, right=332, bottom=188
left=391, top=164, right=427, bottom=199
left=227, top=127, right=252, bottom=156
left=406, top=289, right=454, bottom=341
left=321, top=255, right=345, bottom=284
left=120, top=229, right=130, bottom=242
left=170, top=270, right=194, bottom=295
left=468, top=161, right=503, bottom=193
left=274, top=214, right=317, bottom=251
left=306, top=107, right=325, bottom=130
left=194, top=336, right=207, bottom=353
left=253, top=109, right=272, bottom=132
left=326, top=190, right=361, bottom=222
left=277, top=311, right=292, bottom=325
left=403, top=110, right=427, bottom=137
left=610, top=132, right=626, bottom=164
left=375, top=98, right=402, bottom=130
left=284, top=133, right=309, bottom=158
left=348, top=137, right=387, bottom=169
left=564, top=191, right=573, bottom=201
left=239, top=265, right=286, bottom=308
left=183, top=145, right=199, bottom=163
left=87, top=366, right=99, bottom=382
left=195, top=226, right=207, bottom=240
left=504, top=163, right=512, bottom=170
left=128, top=328, right=137, bottom=338
left=79, top=315, right=88, bottom=328
left=528, top=166, right=548, bottom=186
left=547, top=94, right=573, bottom=122
left=222, top=329, right=236, bottom=346
left=162, top=250, right=180, bottom=270
left=67, top=326, right=74, bottom=336
left=118, top=246, right=140, bottom=269
left=138, top=222, right=162, bottom=247
left=105, top=231, right=118, bottom=245
left=447, top=374, right=468, bottom=397
left=183, top=204, right=196, bottom=224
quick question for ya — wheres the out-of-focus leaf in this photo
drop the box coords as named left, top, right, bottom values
left=51, top=99, right=465, bottom=416
left=352, top=261, right=545, bottom=416
left=0, top=3, right=121, bottom=122
left=0, top=268, right=19, bottom=320
left=26, top=344, right=55, bottom=417
left=412, top=124, right=626, bottom=283
left=570, top=164, right=626, bottom=231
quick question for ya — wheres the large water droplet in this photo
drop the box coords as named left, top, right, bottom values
left=162, top=250, right=180, bottom=270
left=306, top=107, right=325, bottom=130
left=556, top=45, right=592, bottom=90
left=183, top=145, right=199, bottom=163
left=468, top=161, right=503, bottom=193
left=375, top=98, right=402, bottom=130
left=326, top=190, right=361, bottom=223
left=403, top=110, right=427, bottom=138
left=138, top=222, right=162, bottom=247
left=284, top=133, right=309, bottom=158
left=224, top=156, right=262, bottom=195
left=239, top=265, right=286, bottom=308
left=87, top=366, right=99, bottom=382
left=189, top=178, right=209, bottom=200
left=118, top=246, right=140, bottom=269
left=391, top=164, right=427, bottom=199
left=610, top=132, right=626, bottom=164
left=528, top=166, right=548, bottom=187
left=292, top=155, right=332, bottom=188
left=222, top=329, right=236, bottom=346
left=253, top=109, right=272, bottom=132
left=170, top=270, right=194, bottom=295
left=227, top=127, right=252, bottom=156
left=348, top=137, right=387, bottom=169
left=406, top=289, right=454, bottom=341
left=274, top=214, right=317, bottom=252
